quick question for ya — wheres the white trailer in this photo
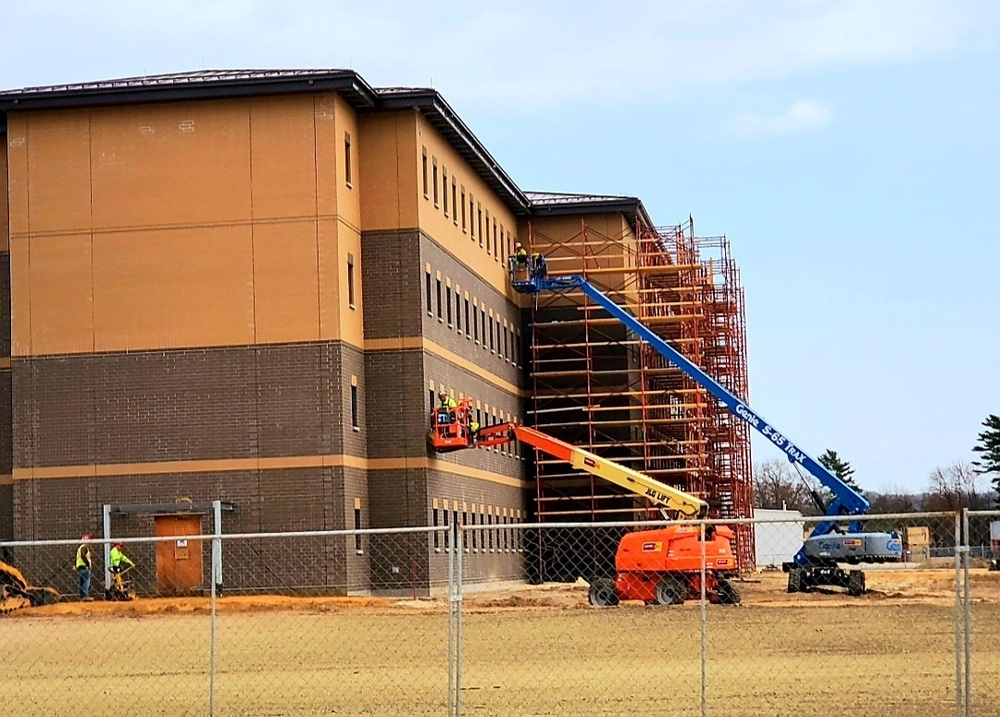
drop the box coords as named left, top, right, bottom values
left=754, top=509, right=805, bottom=570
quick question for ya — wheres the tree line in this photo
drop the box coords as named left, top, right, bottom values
left=753, top=414, right=1000, bottom=514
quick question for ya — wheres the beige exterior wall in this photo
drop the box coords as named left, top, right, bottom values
left=6, top=93, right=364, bottom=356
left=415, top=113, right=518, bottom=300
left=0, top=137, right=9, bottom=253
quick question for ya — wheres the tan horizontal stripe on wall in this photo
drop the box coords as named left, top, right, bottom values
left=0, top=358, right=10, bottom=370
left=11, top=454, right=527, bottom=489
left=364, top=336, right=523, bottom=397
left=0, top=475, right=12, bottom=487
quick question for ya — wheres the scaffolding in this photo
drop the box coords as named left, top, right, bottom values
left=525, top=218, right=754, bottom=574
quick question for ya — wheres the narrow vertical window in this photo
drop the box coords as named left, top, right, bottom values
left=344, top=132, right=353, bottom=187
left=446, top=285, right=453, bottom=326
left=465, top=297, right=471, bottom=339
left=432, top=158, right=439, bottom=206
left=488, top=515, right=494, bottom=551
left=436, top=278, right=442, bottom=320
left=473, top=304, right=479, bottom=343
left=481, top=308, right=487, bottom=347
left=489, top=316, right=495, bottom=353
left=425, top=269, right=432, bottom=315
left=422, top=148, right=428, bottom=197
left=429, top=388, right=436, bottom=410
left=452, top=179, right=458, bottom=225
left=452, top=510, right=459, bottom=551
left=503, top=325, right=510, bottom=362
left=354, top=500, right=363, bottom=553
left=443, top=509, right=451, bottom=553
left=463, top=512, right=469, bottom=551
left=455, top=291, right=462, bottom=333
left=433, top=507, right=440, bottom=550
left=461, top=187, right=467, bottom=231
left=442, top=167, right=449, bottom=215
left=485, top=209, right=491, bottom=254
left=493, top=219, right=498, bottom=259
left=469, top=196, right=475, bottom=238
left=347, top=253, right=356, bottom=309
left=350, top=380, right=359, bottom=429
left=477, top=204, right=483, bottom=246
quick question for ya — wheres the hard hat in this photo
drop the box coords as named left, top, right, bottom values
left=514, top=242, right=522, bottom=249
left=82, top=533, right=92, bottom=541
left=114, top=542, right=125, bottom=549
left=438, top=390, right=447, bottom=398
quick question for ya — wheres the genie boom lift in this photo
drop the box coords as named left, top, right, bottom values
left=504, top=255, right=901, bottom=596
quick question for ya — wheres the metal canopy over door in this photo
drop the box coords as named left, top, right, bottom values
left=154, top=515, right=204, bottom=595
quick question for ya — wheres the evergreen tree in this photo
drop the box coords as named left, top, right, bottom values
left=972, top=414, right=1000, bottom=507
left=818, top=449, right=862, bottom=493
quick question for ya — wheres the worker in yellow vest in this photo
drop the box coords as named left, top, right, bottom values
left=109, top=542, right=135, bottom=574
left=75, top=534, right=93, bottom=600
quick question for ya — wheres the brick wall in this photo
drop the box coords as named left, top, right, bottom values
left=12, top=341, right=361, bottom=468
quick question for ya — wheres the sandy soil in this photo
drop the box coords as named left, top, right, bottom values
left=1, top=568, right=998, bottom=716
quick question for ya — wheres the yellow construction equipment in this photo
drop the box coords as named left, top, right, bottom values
left=0, top=559, right=60, bottom=614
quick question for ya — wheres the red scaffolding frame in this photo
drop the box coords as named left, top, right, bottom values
left=526, top=218, right=755, bottom=570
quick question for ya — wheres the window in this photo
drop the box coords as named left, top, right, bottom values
left=469, top=196, right=475, bottom=238
left=477, top=204, right=483, bottom=246
left=433, top=507, right=440, bottom=550
left=452, top=179, right=458, bottom=225
left=446, top=285, right=453, bottom=326
left=489, top=316, right=495, bottom=353
left=481, top=308, right=487, bottom=347
left=425, top=270, right=432, bottom=315
left=485, top=209, right=491, bottom=254
left=497, top=322, right=502, bottom=357
left=462, top=512, right=469, bottom=551
left=347, top=253, right=356, bottom=309
left=432, top=158, right=439, bottom=206
left=350, top=381, right=359, bottom=429
left=488, top=515, right=494, bottom=551
left=443, top=508, right=451, bottom=552
left=455, top=291, right=462, bottom=333
left=493, top=219, right=498, bottom=259
left=422, top=148, right=428, bottom=197
left=471, top=513, right=478, bottom=551
left=429, top=388, right=435, bottom=410
left=452, top=510, right=459, bottom=551
left=442, top=168, right=449, bottom=215
left=436, top=278, right=442, bottom=320
left=461, top=187, right=467, bottom=231
left=465, top=297, right=471, bottom=339
left=473, top=304, right=479, bottom=343
left=354, top=500, right=363, bottom=553
left=503, top=325, right=510, bottom=362
left=344, top=132, right=353, bottom=187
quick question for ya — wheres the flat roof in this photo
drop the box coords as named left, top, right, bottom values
left=0, top=69, right=650, bottom=227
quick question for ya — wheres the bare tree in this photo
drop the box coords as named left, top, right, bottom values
left=924, top=461, right=992, bottom=511
left=753, top=459, right=817, bottom=513
left=867, top=484, right=920, bottom=514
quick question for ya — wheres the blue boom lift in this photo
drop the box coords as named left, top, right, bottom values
left=509, top=254, right=901, bottom=596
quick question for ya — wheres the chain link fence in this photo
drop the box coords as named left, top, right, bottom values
left=3, top=513, right=998, bottom=715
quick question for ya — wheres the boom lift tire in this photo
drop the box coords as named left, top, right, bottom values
left=654, top=575, right=686, bottom=605
left=717, top=579, right=742, bottom=605
left=847, top=570, right=866, bottom=597
left=588, top=578, right=619, bottom=607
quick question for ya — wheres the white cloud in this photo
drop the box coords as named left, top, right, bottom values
left=729, top=100, right=834, bottom=137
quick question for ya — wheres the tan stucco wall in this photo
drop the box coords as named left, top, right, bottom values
left=6, top=93, right=363, bottom=356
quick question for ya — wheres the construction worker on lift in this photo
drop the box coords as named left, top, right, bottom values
left=109, top=542, right=135, bottom=575
left=437, top=391, right=458, bottom=424
left=513, top=242, right=528, bottom=266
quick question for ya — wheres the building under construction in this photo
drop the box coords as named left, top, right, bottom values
left=522, top=203, right=753, bottom=578
left=0, top=69, right=752, bottom=595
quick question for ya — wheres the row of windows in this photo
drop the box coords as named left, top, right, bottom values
left=431, top=503, right=526, bottom=553
left=429, top=381, right=524, bottom=461
left=425, top=266, right=521, bottom=367
left=422, top=146, right=516, bottom=263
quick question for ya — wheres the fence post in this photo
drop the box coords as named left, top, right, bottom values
left=700, top=520, right=707, bottom=717
left=962, top=509, right=971, bottom=717
left=953, top=513, right=964, bottom=717
left=455, top=523, right=464, bottom=717
left=210, top=531, right=220, bottom=717
left=447, top=525, right=456, bottom=717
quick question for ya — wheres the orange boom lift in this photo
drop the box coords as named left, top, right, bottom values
left=428, top=409, right=740, bottom=605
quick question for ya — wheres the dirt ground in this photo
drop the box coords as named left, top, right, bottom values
left=2, top=568, right=998, bottom=716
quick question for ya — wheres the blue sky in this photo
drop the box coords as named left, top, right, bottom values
left=2, top=1, right=998, bottom=493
